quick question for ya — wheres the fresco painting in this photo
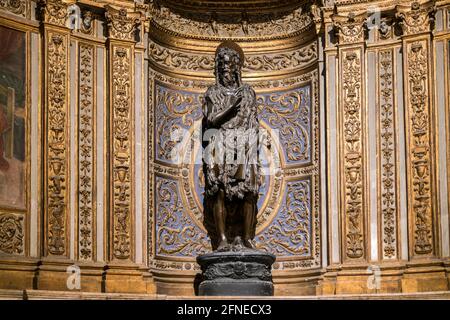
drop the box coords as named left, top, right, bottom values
left=0, top=26, right=26, bottom=210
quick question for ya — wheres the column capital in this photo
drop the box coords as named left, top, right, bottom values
left=396, top=1, right=435, bottom=36
left=105, top=5, right=142, bottom=42
left=37, top=0, right=74, bottom=27
left=332, top=12, right=367, bottom=45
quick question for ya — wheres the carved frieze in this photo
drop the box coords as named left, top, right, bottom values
left=244, top=42, right=317, bottom=72
left=378, top=49, right=398, bottom=259
left=202, top=261, right=272, bottom=282
left=78, top=43, right=95, bottom=260
left=0, top=214, right=24, bottom=255
left=46, top=32, right=69, bottom=256
left=151, top=5, right=313, bottom=40
left=149, top=41, right=317, bottom=74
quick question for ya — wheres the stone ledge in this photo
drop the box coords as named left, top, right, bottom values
left=0, top=289, right=448, bottom=300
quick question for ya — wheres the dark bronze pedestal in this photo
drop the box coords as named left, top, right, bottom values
left=197, top=250, right=276, bottom=296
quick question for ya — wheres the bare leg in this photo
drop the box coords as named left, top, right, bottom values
left=243, top=198, right=256, bottom=249
left=214, top=189, right=228, bottom=250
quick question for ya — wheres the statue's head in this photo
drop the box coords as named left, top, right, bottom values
left=215, top=41, right=244, bottom=88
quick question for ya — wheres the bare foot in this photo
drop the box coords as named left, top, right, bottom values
left=216, top=239, right=229, bottom=251
left=243, top=238, right=256, bottom=249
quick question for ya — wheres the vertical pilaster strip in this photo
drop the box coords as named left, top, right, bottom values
left=30, top=31, right=40, bottom=258
left=395, top=46, right=409, bottom=260
left=435, top=40, right=449, bottom=258
left=323, top=13, right=341, bottom=266
left=148, top=70, right=154, bottom=264
left=367, top=51, right=378, bottom=262
left=96, top=46, right=105, bottom=262
left=78, top=42, right=95, bottom=261
left=69, top=39, right=77, bottom=260
left=378, top=48, right=399, bottom=260
left=333, top=13, right=368, bottom=262
left=105, top=6, right=141, bottom=262
left=134, top=51, right=143, bottom=264
left=39, top=0, right=71, bottom=258
left=397, top=2, right=438, bottom=258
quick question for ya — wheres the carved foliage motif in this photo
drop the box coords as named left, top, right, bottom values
left=341, top=49, right=365, bottom=259
left=39, top=0, right=68, bottom=26
left=155, top=177, right=210, bottom=257
left=151, top=6, right=312, bottom=40
left=378, top=49, right=397, bottom=259
left=257, top=87, right=311, bottom=164
left=111, top=45, right=133, bottom=260
left=255, top=180, right=311, bottom=256
left=0, top=0, right=26, bottom=17
left=406, top=40, right=433, bottom=255
left=0, top=214, right=24, bottom=255
left=78, top=43, right=94, bottom=260
left=47, top=32, right=68, bottom=256
left=149, top=42, right=317, bottom=74
left=155, top=85, right=203, bottom=162
left=245, top=42, right=317, bottom=72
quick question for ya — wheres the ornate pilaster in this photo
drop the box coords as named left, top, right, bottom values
left=105, top=5, right=141, bottom=262
left=39, top=0, right=72, bottom=258
left=377, top=48, right=399, bottom=260
left=333, top=12, right=368, bottom=262
left=396, top=1, right=438, bottom=258
left=78, top=42, right=95, bottom=261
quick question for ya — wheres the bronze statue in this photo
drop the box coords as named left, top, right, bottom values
left=202, top=41, right=260, bottom=251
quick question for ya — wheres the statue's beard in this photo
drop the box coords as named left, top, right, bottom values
left=221, top=71, right=235, bottom=87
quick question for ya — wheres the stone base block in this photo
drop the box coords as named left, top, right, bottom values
left=104, top=264, right=147, bottom=294
left=197, top=249, right=276, bottom=296
left=0, top=257, right=38, bottom=290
